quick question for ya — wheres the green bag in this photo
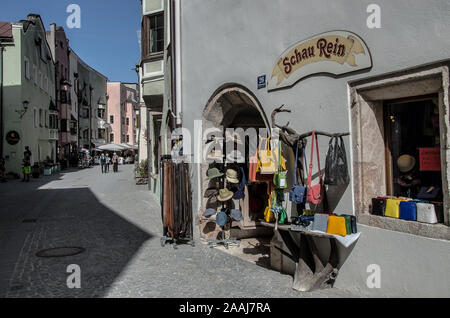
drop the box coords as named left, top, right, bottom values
left=278, top=206, right=287, bottom=224
left=343, top=215, right=352, bottom=235
left=273, top=140, right=287, bottom=189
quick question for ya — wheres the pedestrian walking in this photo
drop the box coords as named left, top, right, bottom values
left=106, top=153, right=111, bottom=173
left=22, top=146, right=32, bottom=182
left=112, top=152, right=119, bottom=173
left=100, top=153, right=106, bottom=174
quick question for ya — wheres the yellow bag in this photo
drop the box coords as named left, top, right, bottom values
left=326, top=216, right=347, bottom=236
left=264, top=198, right=275, bottom=223
left=385, top=198, right=407, bottom=219
left=258, top=137, right=286, bottom=174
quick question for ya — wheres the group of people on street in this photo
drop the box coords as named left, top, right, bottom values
left=100, top=152, right=119, bottom=174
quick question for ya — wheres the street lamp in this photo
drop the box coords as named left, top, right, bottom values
left=16, top=100, right=29, bottom=118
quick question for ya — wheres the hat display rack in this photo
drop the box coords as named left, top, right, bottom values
left=204, top=129, right=241, bottom=249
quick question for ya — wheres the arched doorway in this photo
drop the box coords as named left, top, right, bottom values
left=199, top=84, right=273, bottom=240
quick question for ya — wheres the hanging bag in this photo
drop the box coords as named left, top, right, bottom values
left=249, top=137, right=274, bottom=183
left=259, top=136, right=277, bottom=174
left=289, top=137, right=308, bottom=204
left=273, top=140, right=288, bottom=189
left=306, top=131, right=324, bottom=205
left=324, top=135, right=350, bottom=185
left=264, top=183, right=276, bottom=223
left=233, top=167, right=247, bottom=200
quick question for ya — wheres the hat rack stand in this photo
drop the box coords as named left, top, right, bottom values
left=207, top=128, right=241, bottom=249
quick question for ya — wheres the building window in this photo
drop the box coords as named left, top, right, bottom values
left=110, top=115, right=114, bottom=124
left=34, top=107, right=38, bottom=128
left=126, top=135, right=130, bottom=143
left=149, top=13, right=164, bottom=54
left=98, top=108, right=105, bottom=119
left=24, top=57, right=30, bottom=80
left=110, top=133, right=114, bottom=142
left=126, top=117, right=130, bottom=126
left=98, top=128, right=106, bottom=140
left=45, top=110, right=48, bottom=127
left=33, top=65, right=37, bottom=85
left=61, top=119, right=67, bottom=132
left=39, top=109, right=43, bottom=127
left=122, top=117, right=125, bottom=125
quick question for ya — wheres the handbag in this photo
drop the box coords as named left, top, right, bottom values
left=416, top=203, right=438, bottom=224
left=273, top=140, right=287, bottom=189
left=399, top=201, right=417, bottom=221
left=324, top=135, right=350, bottom=185
left=312, top=213, right=329, bottom=232
left=385, top=198, right=407, bottom=219
left=233, top=167, right=246, bottom=200
left=249, top=137, right=275, bottom=183
left=326, top=215, right=347, bottom=236
left=259, top=136, right=277, bottom=174
left=306, top=131, right=324, bottom=205
left=263, top=184, right=276, bottom=223
left=371, top=197, right=386, bottom=216
left=289, top=137, right=308, bottom=204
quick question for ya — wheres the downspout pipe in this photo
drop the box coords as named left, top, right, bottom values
left=0, top=43, right=4, bottom=158
left=174, top=0, right=182, bottom=127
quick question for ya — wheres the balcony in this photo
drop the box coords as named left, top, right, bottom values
left=49, top=129, right=59, bottom=141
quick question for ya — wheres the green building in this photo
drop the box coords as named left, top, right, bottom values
left=1, top=14, right=56, bottom=176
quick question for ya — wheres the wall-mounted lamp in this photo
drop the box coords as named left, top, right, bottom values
left=16, top=100, right=29, bottom=119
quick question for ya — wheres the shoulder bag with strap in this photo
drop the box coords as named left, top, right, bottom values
left=249, top=137, right=274, bottom=183
left=289, top=137, right=308, bottom=204
left=306, top=131, right=324, bottom=206
left=259, top=136, right=277, bottom=174
left=233, top=167, right=247, bottom=200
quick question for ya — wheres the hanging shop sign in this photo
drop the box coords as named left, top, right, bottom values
left=5, top=131, right=20, bottom=145
left=268, top=31, right=372, bottom=90
left=419, top=148, right=441, bottom=171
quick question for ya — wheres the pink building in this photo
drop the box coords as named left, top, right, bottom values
left=107, top=82, right=138, bottom=146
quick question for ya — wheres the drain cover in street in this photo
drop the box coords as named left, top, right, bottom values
left=36, top=247, right=85, bottom=258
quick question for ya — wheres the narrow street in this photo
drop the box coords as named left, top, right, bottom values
left=0, top=165, right=356, bottom=298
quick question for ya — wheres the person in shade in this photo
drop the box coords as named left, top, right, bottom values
left=22, top=146, right=32, bottom=182
left=100, top=153, right=106, bottom=174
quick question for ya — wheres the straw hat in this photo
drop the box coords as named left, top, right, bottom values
left=217, top=188, right=233, bottom=202
left=397, top=155, right=416, bottom=173
left=226, top=169, right=239, bottom=184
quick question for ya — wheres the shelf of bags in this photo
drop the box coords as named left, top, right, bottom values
left=259, top=221, right=333, bottom=238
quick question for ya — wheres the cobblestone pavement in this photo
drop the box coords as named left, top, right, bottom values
left=0, top=165, right=358, bottom=298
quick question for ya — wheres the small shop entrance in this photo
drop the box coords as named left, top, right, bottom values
left=200, top=84, right=273, bottom=248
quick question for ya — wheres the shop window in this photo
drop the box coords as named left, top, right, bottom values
left=148, top=13, right=164, bottom=54
left=350, top=64, right=450, bottom=239
left=384, top=97, right=442, bottom=200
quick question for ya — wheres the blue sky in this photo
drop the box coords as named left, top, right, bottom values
left=0, top=0, right=141, bottom=83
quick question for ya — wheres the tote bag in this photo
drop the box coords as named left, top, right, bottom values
left=324, top=135, right=350, bottom=185
left=249, top=137, right=274, bottom=183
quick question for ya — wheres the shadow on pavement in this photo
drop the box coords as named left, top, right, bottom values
left=0, top=169, right=153, bottom=298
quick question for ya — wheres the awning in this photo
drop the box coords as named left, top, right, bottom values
left=98, top=144, right=127, bottom=151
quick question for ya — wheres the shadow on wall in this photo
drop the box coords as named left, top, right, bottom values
left=0, top=171, right=152, bottom=298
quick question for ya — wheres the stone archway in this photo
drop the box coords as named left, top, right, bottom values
left=198, top=84, right=272, bottom=240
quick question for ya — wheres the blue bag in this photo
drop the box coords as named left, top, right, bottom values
left=399, top=201, right=417, bottom=221
left=289, top=137, right=308, bottom=204
left=233, top=167, right=246, bottom=200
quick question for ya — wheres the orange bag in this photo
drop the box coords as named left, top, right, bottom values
left=326, top=216, right=347, bottom=236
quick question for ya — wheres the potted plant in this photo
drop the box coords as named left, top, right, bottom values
left=134, top=159, right=148, bottom=185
